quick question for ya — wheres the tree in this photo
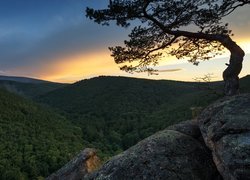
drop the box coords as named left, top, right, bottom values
left=86, top=0, right=250, bottom=95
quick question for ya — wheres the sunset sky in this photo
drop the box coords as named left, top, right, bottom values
left=0, top=0, right=249, bottom=83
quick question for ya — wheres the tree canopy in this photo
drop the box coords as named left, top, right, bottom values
left=86, top=0, right=250, bottom=95
left=0, top=89, right=83, bottom=179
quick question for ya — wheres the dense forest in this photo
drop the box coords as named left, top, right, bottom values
left=0, top=88, right=83, bottom=179
left=37, top=76, right=225, bottom=158
left=0, top=75, right=249, bottom=179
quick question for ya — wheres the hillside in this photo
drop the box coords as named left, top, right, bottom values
left=0, top=75, right=56, bottom=84
left=239, top=75, right=250, bottom=92
left=0, top=89, right=84, bottom=179
left=37, top=76, right=226, bottom=158
left=0, top=76, right=66, bottom=98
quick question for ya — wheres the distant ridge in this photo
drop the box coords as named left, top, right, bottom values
left=0, top=75, right=61, bottom=84
left=0, top=76, right=67, bottom=98
left=243, top=74, right=250, bottom=78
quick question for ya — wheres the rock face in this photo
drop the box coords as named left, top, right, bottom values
left=86, top=122, right=219, bottom=180
left=47, top=148, right=100, bottom=180
left=198, top=94, right=250, bottom=180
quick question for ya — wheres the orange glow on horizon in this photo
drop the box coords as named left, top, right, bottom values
left=14, top=39, right=250, bottom=83
left=38, top=51, right=121, bottom=83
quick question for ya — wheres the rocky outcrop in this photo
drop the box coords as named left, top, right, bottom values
left=198, top=94, right=250, bottom=180
left=47, top=148, right=100, bottom=180
left=86, top=124, right=219, bottom=180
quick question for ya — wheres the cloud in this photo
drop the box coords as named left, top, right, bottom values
left=224, top=5, right=250, bottom=39
left=0, top=70, right=6, bottom=74
left=0, top=0, right=249, bottom=82
left=0, top=0, right=129, bottom=71
left=0, top=20, right=129, bottom=70
left=158, top=68, right=183, bottom=72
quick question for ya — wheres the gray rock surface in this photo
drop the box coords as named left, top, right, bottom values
left=86, top=129, right=219, bottom=180
left=47, top=148, right=100, bottom=180
left=167, top=120, right=201, bottom=138
left=198, top=94, right=250, bottom=180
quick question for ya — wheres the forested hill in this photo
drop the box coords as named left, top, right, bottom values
left=37, top=76, right=226, bottom=157
left=0, top=76, right=66, bottom=98
left=240, top=75, right=250, bottom=92
left=0, top=88, right=83, bottom=179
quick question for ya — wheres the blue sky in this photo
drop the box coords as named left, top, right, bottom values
left=0, top=0, right=249, bottom=82
left=0, top=0, right=116, bottom=68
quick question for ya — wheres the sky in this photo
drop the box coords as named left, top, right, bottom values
left=0, top=0, right=249, bottom=83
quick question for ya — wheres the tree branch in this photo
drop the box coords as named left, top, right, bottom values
left=143, top=36, right=178, bottom=58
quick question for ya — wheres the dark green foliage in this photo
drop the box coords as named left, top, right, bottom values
left=0, top=89, right=83, bottom=179
left=37, top=76, right=224, bottom=158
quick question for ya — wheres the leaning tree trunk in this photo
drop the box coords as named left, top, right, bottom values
left=222, top=37, right=245, bottom=96
left=168, top=30, right=245, bottom=96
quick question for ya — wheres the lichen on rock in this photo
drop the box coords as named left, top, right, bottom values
left=198, top=94, right=250, bottom=180
left=46, top=148, right=100, bottom=180
left=86, top=128, right=219, bottom=180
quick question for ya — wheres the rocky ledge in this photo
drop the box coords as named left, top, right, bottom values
left=46, top=148, right=100, bottom=180
left=199, top=94, right=250, bottom=180
left=86, top=120, right=220, bottom=180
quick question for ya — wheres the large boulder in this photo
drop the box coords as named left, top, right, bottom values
left=86, top=127, right=219, bottom=180
left=47, top=148, right=100, bottom=180
left=198, top=94, right=250, bottom=180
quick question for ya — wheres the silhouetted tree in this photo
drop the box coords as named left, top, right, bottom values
left=86, top=0, right=250, bottom=96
